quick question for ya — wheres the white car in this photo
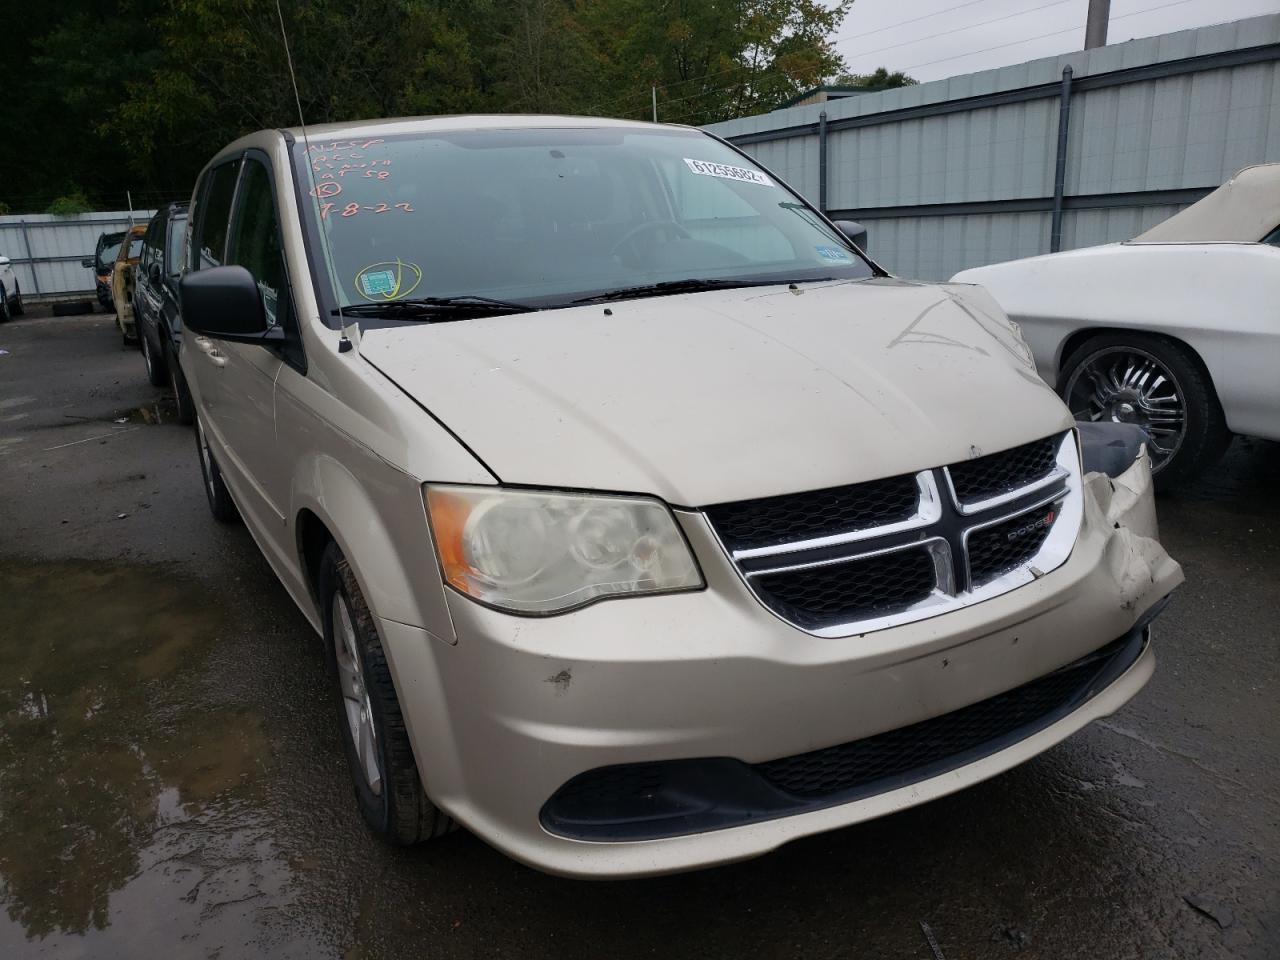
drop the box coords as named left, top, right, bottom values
left=952, top=163, right=1280, bottom=483
left=0, top=253, right=25, bottom=321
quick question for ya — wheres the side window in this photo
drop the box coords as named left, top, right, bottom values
left=1262, top=225, right=1280, bottom=247
left=191, top=160, right=241, bottom=271
left=166, top=215, right=187, bottom=276
left=143, top=219, right=160, bottom=270
left=227, top=158, right=292, bottom=331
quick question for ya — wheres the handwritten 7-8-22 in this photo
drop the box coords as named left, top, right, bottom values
left=319, top=201, right=415, bottom=219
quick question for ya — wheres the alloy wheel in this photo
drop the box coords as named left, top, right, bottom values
left=1062, top=345, right=1186, bottom=471
left=332, top=592, right=383, bottom=796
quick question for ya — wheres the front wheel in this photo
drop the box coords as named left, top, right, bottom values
left=194, top=415, right=238, bottom=523
left=166, top=341, right=195, bottom=425
left=142, top=333, right=167, bottom=387
left=318, top=541, right=453, bottom=845
left=10, top=286, right=22, bottom=316
left=1059, top=332, right=1229, bottom=485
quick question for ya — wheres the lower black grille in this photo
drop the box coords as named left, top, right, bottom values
left=948, top=435, right=1059, bottom=503
left=752, top=548, right=936, bottom=629
left=758, top=633, right=1125, bottom=799
left=967, top=501, right=1061, bottom=586
left=540, top=627, right=1150, bottom=842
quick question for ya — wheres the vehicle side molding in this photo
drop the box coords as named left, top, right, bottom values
left=179, top=265, right=283, bottom=344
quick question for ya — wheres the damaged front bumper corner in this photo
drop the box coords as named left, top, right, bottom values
left=1083, top=443, right=1180, bottom=612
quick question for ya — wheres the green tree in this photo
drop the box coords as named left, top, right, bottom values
left=832, top=66, right=918, bottom=92
left=580, top=0, right=853, bottom=124
left=0, top=0, right=854, bottom=210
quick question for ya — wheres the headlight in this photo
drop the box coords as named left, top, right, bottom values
left=423, top=486, right=703, bottom=614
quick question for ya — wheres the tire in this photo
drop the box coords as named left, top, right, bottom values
left=194, top=414, right=239, bottom=523
left=0, top=286, right=9, bottom=323
left=10, top=285, right=22, bottom=317
left=166, top=341, right=195, bottom=425
left=142, top=333, right=167, bottom=387
left=1059, top=332, right=1230, bottom=486
left=318, top=541, right=453, bottom=845
left=118, top=309, right=135, bottom=347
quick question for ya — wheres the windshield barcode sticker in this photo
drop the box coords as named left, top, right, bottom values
left=683, top=158, right=772, bottom=186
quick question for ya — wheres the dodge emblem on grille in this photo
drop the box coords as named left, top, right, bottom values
left=1006, top=509, right=1056, bottom=542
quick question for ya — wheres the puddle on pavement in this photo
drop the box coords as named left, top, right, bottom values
left=111, top=395, right=179, bottom=426
left=0, top=559, right=268, bottom=942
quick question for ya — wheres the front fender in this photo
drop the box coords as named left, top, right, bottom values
left=290, top=450, right=457, bottom=646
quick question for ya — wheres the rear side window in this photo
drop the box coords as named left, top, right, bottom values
left=166, top=214, right=187, bottom=275
left=1263, top=224, right=1280, bottom=247
left=227, top=158, right=292, bottom=330
left=143, top=217, right=161, bottom=270
left=191, top=160, right=240, bottom=271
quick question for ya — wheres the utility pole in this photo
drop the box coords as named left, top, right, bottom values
left=1085, top=0, right=1110, bottom=49
left=652, top=86, right=658, bottom=123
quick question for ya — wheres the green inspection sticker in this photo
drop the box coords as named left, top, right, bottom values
left=352, top=259, right=423, bottom=301
left=359, top=269, right=398, bottom=297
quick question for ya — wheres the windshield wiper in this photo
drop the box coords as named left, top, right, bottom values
left=569, top=277, right=832, bottom=305
left=332, top=295, right=538, bottom=319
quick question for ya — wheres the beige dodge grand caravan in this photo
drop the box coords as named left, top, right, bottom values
left=178, top=115, right=1182, bottom=878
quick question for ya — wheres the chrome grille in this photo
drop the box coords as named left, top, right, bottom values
left=967, top=502, right=1059, bottom=585
left=947, top=435, right=1059, bottom=504
left=705, top=431, right=1081, bottom=636
left=706, top=474, right=918, bottom=551
left=752, top=548, right=937, bottom=629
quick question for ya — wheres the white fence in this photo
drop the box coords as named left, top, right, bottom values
left=0, top=211, right=158, bottom=300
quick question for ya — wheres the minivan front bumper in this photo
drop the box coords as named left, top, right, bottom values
left=379, top=455, right=1181, bottom=878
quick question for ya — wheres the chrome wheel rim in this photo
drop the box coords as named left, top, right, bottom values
left=332, top=592, right=382, bottom=795
left=1063, top=346, right=1186, bottom=471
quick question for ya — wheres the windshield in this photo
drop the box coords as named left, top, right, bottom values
left=96, top=234, right=125, bottom=271
left=292, top=126, right=874, bottom=311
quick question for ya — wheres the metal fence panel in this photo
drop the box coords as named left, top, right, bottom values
left=867, top=212, right=1049, bottom=282
left=707, top=13, right=1280, bottom=281
left=750, top=135, right=820, bottom=204
left=0, top=211, right=155, bottom=298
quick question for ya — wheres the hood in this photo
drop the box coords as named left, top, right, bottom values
left=358, top=278, right=1072, bottom=506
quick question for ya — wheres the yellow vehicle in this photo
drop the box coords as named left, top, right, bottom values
left=111, top=223, right=147, bottom=345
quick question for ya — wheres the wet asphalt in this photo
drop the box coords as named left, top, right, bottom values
left=0, top=311, right=1275, bottom=959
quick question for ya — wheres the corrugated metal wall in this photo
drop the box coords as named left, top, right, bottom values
left=0, top=211, right=155, bottom=299
left=706, top=13, right=1280, bottom=281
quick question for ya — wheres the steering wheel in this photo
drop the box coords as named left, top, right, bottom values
left=610, top=220, right=692, bottom=261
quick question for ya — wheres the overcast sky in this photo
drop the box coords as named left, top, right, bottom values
left=834, top=0, right=1279, bottom=84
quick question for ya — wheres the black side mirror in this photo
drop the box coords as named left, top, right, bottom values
left=148, top=262, right=162, bottom=284
left=833, top=219, right=868, bottom=251
left=180, top=265, right=280, bottom=343
left=82, top=257, right=96, bottom=269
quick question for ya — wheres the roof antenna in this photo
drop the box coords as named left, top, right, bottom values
left=275, top=0, right=356, bottom=354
